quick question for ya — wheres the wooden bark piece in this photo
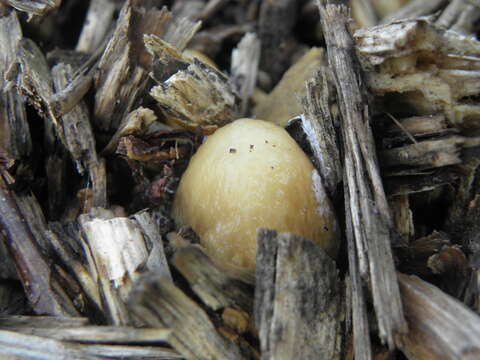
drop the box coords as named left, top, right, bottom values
left=444, top=150, right=480, bottom=309
left=354, top=18, right=480, bottom=130
left=389, top=194, right=414, bottom=245
left=300, top=69, right=341, bottom=199
left=130, top=275, right=246, bottom=360
left=436, top=0, right=480, bottom=35
left=51, top=63, right=98, bottom=174
left=382, top=0, right=447, bottom=23
left=76, top=0, right=116, bottom=53
left=8, top=37, right=95, bottom=146
left=398, top=273, right=480, bottom=360
left=3, top=0, right=61, bottom=19
left=79, top=209, right=171, bottom=325
left=345, top=215, right=372, bottom=360
left=351, top=0, right=378, bottom=27
left=0, top=328, right=181, bottom=359
left=317, top=0, right=407, bottom=348
left=384, top=169, right=459, bottom=196
left=44, top=224, right=103, bottom=313
left=0, top=9, right=31, bottom=160
left=172, top=245, right=253, bottom=312
left=0, top=174, right=78, bottom=316
left=93, top=2, right=167, bottom=133
left=255, top=229, right=342, bottom=360
left=380, top=136, right=480, bottom=171
left=151, top=59, right=238, bottom=134
left=0, top=315, right=172, bottom=344
left=231, top=32, right=261, bottom=116
left=380, top=114, right=456, bottom=149
left=133, top=210, right=172, bottom=281
left=10, top=38, right=59, bottom=128
left=102, top=107, right=157, bottom=155
left=94, top=1, right=200, bottom=133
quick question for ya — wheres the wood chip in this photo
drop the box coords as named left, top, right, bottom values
left=255, top=229, right=343, bottom=360
left=317, top=0, right=407, bottom=350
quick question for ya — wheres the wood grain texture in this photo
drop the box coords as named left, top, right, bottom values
left=255, top=229, right=343, bottom=360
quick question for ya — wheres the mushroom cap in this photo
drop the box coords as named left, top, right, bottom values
left=172, top=118, right=339, bottom=270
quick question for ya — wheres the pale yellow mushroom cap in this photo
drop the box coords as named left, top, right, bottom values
left=172, top=118, right=339, bottom=271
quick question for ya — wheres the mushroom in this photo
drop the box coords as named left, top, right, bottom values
left=172, top=118, right=340, bottom=271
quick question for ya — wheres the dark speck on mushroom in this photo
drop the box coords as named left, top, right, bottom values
left=229, top=148, right=237, bottom=153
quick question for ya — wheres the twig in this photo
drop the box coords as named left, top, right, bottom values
left=317, top=0, right=407, bottom=349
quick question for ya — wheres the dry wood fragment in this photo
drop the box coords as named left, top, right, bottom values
left=345, top=217, right=372, bottom=360
left=8, top=38, right=59, bottom=129
left=189, top=23, right=253, bottom=60
left=171, top=0, right=205, bottom=20
left=151, top=58, right=238, bottom=134
left=0, top=315, right=172, bottom=344
left=172, top=245, right=253, bottom=312
left=398, top=273, right=480, bottom=360
left=3, top=0, right=61, bottom=20
left=7, top=37, right=96, bottom=147
left=130, top=274, right=251, bottom=360
left=445, top=150, right=480, bottom=249
left=382, top=0, right=448, bottom=23
left=381, top=136, right=480, bottom=171
left=90, top=158, right=108, bottom=209
left=450, top=5, right=480, bottom=35
left=133, top=210, right=172, bottom=281
left=351, top=0, right=378, bottom=27
left=102, top=107, right=157, bottom=155
left=0, top=9, right=31, bottom=160
left=163, top=16, right=202, bottom=52
left=0, top=173, right=78, bottom=316
left=355, top=18, right=480, bottom=129
left=0, top=315, right=87, bottom=328
left=93, top=2, right=168, bottom=132
left=444, top=149, right=480, bottom=308
left=79, top=209, right=170, bottom=325
left=145, top=30, right=236, bottom=135
left=436, top=0, right=480, bottom=35
left=145, top=34, right=188, bottom=82
left=254, top=47, right=324, bottom=127
left=0, top=328, right=181, bottom=359
left=231, top=32, right=261, bottom=116
left=75, top=0, right=116, bottom=53
left=371, top=0, right=410, bottom=19
left=44, top=225, right=102, bottom=313
left=398, top=231, right=452, bottom=276
left=389, top=194, right=414, bottom=245
left=94, top=1, right=200, bottom=133
left=384, top=169, right=459, bottom=196
left=51, top=63, right=98, bottom=173
left=380, top=114, right=457, bottom=149
left=317, top=0, right=407, bottom=350
left=47, top=50, right=100, bottom=119
left=301, top=69, right=341, bottom=198
left=255, top=229, right=343, bottom=360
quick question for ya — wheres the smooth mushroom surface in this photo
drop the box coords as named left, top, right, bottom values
left=172, top=118, right=339, bottom=271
